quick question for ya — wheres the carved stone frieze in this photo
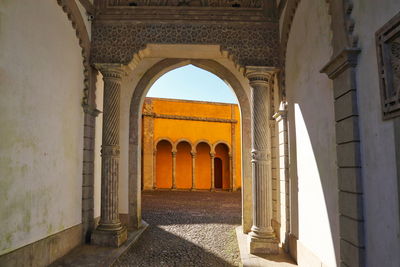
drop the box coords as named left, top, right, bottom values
left=57, top=0, right=92, bottom=110
left=91, top=22, right=280, bottom=67
left=109, top=0, right=263, bottom=8
left=376, top=11, right=400, bottom=120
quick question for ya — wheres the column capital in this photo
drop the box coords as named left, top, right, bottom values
left=191, top=151, right=197, bottom=157
left=94, top=63, right=126, bottom=80
left=172, top=151, right=177, bottom=156
left=210, top=152, right=216, bottom=158
left=245, top=66, right=279, bottom=87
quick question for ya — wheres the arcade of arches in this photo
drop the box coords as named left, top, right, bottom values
left=142, top=98, right=241, bottom=191
left=1, top=1, right=400, bottom=267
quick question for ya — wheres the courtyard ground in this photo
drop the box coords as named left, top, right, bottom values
left=113, top=191, right=242, bottom=267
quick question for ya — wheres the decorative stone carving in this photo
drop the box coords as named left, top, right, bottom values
left=110, top=0, right=264, bottom=8
left=91, top=64, right=127, bottom=247
left=57, top=0, right=92, bottom=111
left=246, top=66, right=279, bottom=254
left=91, top=22, right=280, bottom=67
left=143, top=98, right=154, bottom=115
left=376, top=12, right=400, bottom=119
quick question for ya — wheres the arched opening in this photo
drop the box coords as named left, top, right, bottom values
left=128, top=55, right=252, bottom=235
left=214, top=143, right=231, bottom=190
left=175, top=141, right=193, bottom=189
left=140, top=64, right=242, bottom=194
left=155, top=140, right=173, bottom=189
left=214, top=157, right=223, bottom=189
left=126, top=58, right=248, bottom=263
left=195, top=142, right=212, bottom=189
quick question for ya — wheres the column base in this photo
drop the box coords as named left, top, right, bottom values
left=91, top=226, right=127, bottom=247
left=248, top=234, right=279, bottom=255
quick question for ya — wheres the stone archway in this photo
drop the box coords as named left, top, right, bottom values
left=91, top=46, right=281, bottom=255
left=127, top=56, right=253, bottom=233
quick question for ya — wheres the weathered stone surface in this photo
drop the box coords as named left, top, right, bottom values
left=92, top=64, right=127, bottom=247
left=246, top=66, right=279, bottom=254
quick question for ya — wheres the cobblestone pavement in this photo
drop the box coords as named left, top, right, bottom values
left=114, top=191, right=242, bottom=267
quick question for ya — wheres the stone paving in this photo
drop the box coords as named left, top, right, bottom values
left=114, top=191, right=242, bottom=267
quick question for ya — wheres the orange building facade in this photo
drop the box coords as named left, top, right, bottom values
left=141, top=97, right=241, bottom=191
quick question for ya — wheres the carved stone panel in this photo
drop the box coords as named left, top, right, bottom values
left=376, top=12, right=400, bottom=120
left=109, top=0, right=264, bottom=8
left=91, top=22, right=280, bottom=67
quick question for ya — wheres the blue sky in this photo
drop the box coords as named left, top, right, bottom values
left=146, top=65, right=238, bottom=103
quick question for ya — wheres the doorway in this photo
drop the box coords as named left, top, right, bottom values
left=214, top=157, right=223, bottom=189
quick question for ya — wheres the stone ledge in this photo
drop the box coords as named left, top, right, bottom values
left=50, top=220, right=148, bottom=267
left=236, top=226, right=296, bottom=267
left=0, top=224, right=82, bottom=267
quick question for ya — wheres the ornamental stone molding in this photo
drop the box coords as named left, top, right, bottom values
left=281, top=0, right=358, bottom=56
left=91, top=22, right=280, bottom=67
left=57, top=0, right=93, bottom=111
left=109, top=0, right=264, bottom=8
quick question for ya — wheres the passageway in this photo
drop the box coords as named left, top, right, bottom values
left=114, top=191, right=241, bottom=266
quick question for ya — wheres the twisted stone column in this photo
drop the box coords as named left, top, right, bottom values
left=172, top=151, right=177, bottom=189
left=210, top=152, right=215, bottom=191
left=246, top=66, right=279, bottom=254
left=91, top=64, right=127, bottom=247
left=191, top=151, right=196, bottom=190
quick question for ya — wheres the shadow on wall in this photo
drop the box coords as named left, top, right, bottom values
left=290, top=102, right=339, bottom=264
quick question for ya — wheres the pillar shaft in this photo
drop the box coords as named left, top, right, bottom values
left=191, top=152, right=196, bottom=190
left=172, top=151, right=177, bottom=189
left=246, top=66, right=279, bottom=254
left=210, top=152, right=215, bottom=191
left=153, top=150, right=157, bottom=189
left=231, top=107, right=237, bottom=191
left=273, top=104, right=290, bottom=249
left=91, top=64, right=127, bottom=247
left=229, top=154, right=233, bottom=191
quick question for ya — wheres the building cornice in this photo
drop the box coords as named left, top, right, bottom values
left=143, top=113, right=238, bottom=124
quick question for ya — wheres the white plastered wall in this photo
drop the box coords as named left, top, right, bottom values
left=352, top=0, right=400, bottom=265
left=285, top=0, right=339, bottom=266
left=0, top=0, right=84, bottom=255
